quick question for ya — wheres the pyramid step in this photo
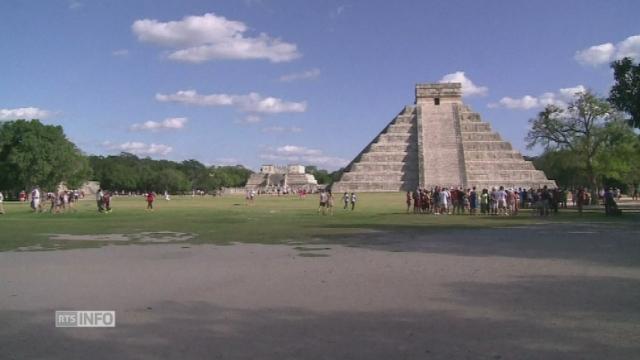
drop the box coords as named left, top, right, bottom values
left=369, top=143, right=416, bottom=152
left=467, top=170, right=552, bottom=182
left=460, top=113, right=482, bottom=122
left=386, top=123, right=414, bottom=133
left=464, top=151, right=523, bottom=161
left=351, top=162, right=418, bottom=172
left=340, top=171, right=414, bottom=182
left=332, top=180, right=418, bottom=192
left=460, top=122, right=491, bottom=132
left=461, top=132, right=501, bottom=141
left=361, top=152, right=417, bottom=162
left=466, top=161, right=536, bottom=171
left=393, top=114, right=416, bottom=124
left=468, top=180, right=557, bottom=190
left=377, top=133, right=413, bottom=143
left=463, top=141, right=513, bottom=151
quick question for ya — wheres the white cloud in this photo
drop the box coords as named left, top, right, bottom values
left=0, top=107, right=51, bottom=121
left=156, top=90, right=307, bottom=114
left=130, top=117, right=187, bottom=132
left=575, top=34, right=640, bottom=66
left=488, top=85, right=586, bottom=110
left=262, top=126, right=303, bottom=133
left=278, top=68, right=320, bottom=82
left=103, top=141, right=172, bottom=156
left=112, top=49, right=129, bottom=57
left=132, top=13, right=300, bottom=63
left=260, top=145, right=348, bottom=169
left=439, top=71, right=488, bottom=97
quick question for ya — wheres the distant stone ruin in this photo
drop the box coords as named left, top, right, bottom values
left=331, top=83, right=556, bottom=192
left=246, top=164, right=318, bottom=193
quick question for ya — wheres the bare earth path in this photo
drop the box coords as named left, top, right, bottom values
left=1, top=223, right=639, bottom=359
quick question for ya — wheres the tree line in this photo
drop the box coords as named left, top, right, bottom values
left=0, top=120, right=337, bottom=197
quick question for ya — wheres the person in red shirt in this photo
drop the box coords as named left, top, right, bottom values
left=146, top=192, right=155, bottom=211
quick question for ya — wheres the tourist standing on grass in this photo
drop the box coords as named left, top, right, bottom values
left=318, top=190, right=328, bottom=215
left=96, top=188, right=104, bottom=212
left=327, top=191, right=334, bottom=215
left=103, top=191, right=112, bottom=213
left=146, top=191, right=155, bottom=211
left=31, top=186, right=41, bottom=212
left=350, top=192, right=357, bottom=211
left=344, top=192, right=350, bottom=210
left=406, top=192, right=412, bottom=213
left=413, top=189, right=421, bottom=214
left=164, top=190, right=171, bottom=201
left=469, top=187, right=477, bottom=215
left=0, top=191, right=5, bottom=214
left=481, top=188, right=489, bottom=215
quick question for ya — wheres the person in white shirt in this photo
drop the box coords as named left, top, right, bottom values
left=0, top=191, right=5, bottom=214
left=497, top=186, right=507, bottom=215
left=31, top=187, right=41, bottom=212
left=439, top=187, right=450, bottom=214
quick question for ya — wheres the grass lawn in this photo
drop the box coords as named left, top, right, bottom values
left=0, top=193, right=636, bottom=252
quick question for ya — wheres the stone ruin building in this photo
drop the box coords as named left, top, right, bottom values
left=246, top=164, right=318, bottom=193
left=331, top=83, right=556, bottom=192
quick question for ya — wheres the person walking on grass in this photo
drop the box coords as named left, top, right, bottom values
left=31, top=186, right=41, bottom=213
left=350, top=192, right=357, bottom=211
left=146, top=191, right=155, bottom=211
left=343, top=192, right=350, bottom=210
left=0, top=191, right=5, bottom=214
left=318, top=190, right=328, bottom=215
left=96, top=188, right=104, bottom=212
left=327, top=191, right=334, bottom=216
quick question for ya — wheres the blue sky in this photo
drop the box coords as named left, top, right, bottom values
left=1, top=0, right=638, bottom=170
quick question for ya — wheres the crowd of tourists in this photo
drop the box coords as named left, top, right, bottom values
left=405, top=185, right=619, bottom=216
left=18, top=186, right=84, bottom=214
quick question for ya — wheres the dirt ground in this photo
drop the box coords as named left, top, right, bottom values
left=1, top=222, right=639, bottom=359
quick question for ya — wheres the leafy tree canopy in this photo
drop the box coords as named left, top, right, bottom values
left=0, top=119, right=91, bottom=192
left=609, top=57, right=640, bottom=128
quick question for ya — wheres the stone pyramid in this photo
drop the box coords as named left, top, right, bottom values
left=331, top=83, right=556, bottom=192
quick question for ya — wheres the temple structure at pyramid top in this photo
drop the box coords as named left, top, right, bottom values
left=331, top=82, right=556, bottom=192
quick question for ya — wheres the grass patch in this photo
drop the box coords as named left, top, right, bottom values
left=0, top=193, right=637, bottom=252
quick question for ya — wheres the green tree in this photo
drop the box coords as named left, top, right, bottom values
left=526, top=91, right=613, bottom=202
left=305, top=165, right=332, bottom=184
left=609, top=57, right=640, bottom=128
left=0, top=119, right=91, bottom=193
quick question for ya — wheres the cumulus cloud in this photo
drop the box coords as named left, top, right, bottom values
left=575, top=34, right=640, bottom=66
left=261, top=126, right=303, bottom=133
left=0, top=107, right=51, bottom=121
left=439, top=71, right=488, bottom=97
left=103, top=141, right=172, bottom=156
left=278, top=68, right=320, bottom=82
left=488, top=85, right=586, bottom=110
left=156, top=90, right=307, bottom=114
left=260, top=145, right=348, bottom=169
left=132, top=13, right=300, bottom=63
left=130, top=117, right=187, bottom=132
